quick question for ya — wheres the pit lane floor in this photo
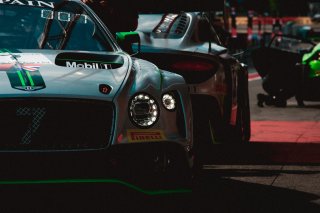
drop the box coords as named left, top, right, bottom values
left=179, top=77, right=320, bottom=212
left=190, top=76, right=318, bottom=212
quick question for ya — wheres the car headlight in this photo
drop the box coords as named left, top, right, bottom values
left=129, top=93, right=159, bottom=128
left=162, top=93, right=176, bottom=111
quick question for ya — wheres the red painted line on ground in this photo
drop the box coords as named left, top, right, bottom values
left=250, top=121, right=320, bottom=143
left=208, top=121, right=320, bottom=164
left=248, top=72, right=261, bottom=81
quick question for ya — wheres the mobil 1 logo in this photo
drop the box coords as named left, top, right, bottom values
left=66, top=61, right=113, bottom=70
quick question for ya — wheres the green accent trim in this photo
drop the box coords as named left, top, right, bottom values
left=309, top=60, right=320, bottom=78
left=116, top=31, right=139, bottom=42
left=56, top=58, right=123, bottom=64
left=303, top=43, right=320, bottom=63
left=0, top=48, right=12, bottom=54
left=208, top=120, right=218, bottom=144
left=0, top=179, right=191, bottom=195
left=156, top=67, right=163, bottom=91
left=17, top=71, right=26, bottom=87
left=3, top=48, right=12, bottom=54
left=26, top=71, right=35, bottom=87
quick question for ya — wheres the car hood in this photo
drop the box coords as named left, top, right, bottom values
left=0, top=49, right=130, bottom=101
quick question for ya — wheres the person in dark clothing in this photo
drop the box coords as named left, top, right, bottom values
left=256, top=65, right=300, bottom=108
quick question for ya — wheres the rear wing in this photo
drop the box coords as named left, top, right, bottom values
left=132, top=0, right=225, bottom=13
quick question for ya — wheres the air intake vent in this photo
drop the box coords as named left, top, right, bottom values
left=0, top=99, right=114, bottom=150
left=152, top=13, right=190, bottom=39
left=175, top=14, right=188, bottom=34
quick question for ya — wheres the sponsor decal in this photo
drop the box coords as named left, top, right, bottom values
left=41, top=9, right=88, bottom=24
left=0, top=0, right=54, bottom=8
left=22, top=65, right=40, bottom=72
left=65, top=61, right=113, bottom=70
left=14, top=53, right=53, bottom=65
left=55, top=52, right=124, bottom=69
left=127, top=129, right=166, bottom=143
left=0, top=50, right=47, bottom=91
left=0, top=53, right=52, bottom=65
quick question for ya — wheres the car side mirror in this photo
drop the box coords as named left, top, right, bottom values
left=116, top=32, right=140, bottom=55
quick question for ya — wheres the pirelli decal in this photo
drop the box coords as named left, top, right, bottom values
left=127, top=130, right=166, bottom=143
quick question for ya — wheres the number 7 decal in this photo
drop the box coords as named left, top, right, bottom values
left=16, top=107, right=46, bottom=144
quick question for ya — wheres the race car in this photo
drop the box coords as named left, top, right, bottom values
left=0, top=0, right=193, bottom=188
left=130, top=11, right=251, bottom=154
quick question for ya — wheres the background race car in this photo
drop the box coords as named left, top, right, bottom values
left=0, top=0, right=193, bottom=188
left=124, top=9, right=251, bottom=162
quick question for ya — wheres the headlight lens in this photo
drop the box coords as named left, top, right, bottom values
left=162, top=93, right=176, bottom=111
left=129, top=93, right=159, bottom=128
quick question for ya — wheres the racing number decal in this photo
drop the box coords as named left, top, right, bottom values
left=16, top=107, right=46, bottom=144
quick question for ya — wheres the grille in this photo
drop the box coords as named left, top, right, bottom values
left=175, top=14, right=188, bottom=34
left=0, top=99, right=114, bottom=150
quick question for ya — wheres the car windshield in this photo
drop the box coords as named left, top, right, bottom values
left=0, top=2, right=113, bottom=51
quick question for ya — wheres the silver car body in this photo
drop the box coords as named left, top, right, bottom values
left=0, top=1, right=192, bottom=157
left=137, top=12, right=246, bottom=131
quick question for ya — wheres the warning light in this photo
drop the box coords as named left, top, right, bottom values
left=99, top=84, right=112, bottom=94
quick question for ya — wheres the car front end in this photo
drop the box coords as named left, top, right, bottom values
left=0, top=0, right=193, bottom=189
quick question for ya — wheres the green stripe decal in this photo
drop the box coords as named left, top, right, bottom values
left=156, top=67, right=163, bottom=91
left=7, top=68, right=46, bottom=91
left=17, top=71, right=26, bottom=87
left=26, top=71, right=35, bottom=87
left=0, top=179, right=192, bottom=195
